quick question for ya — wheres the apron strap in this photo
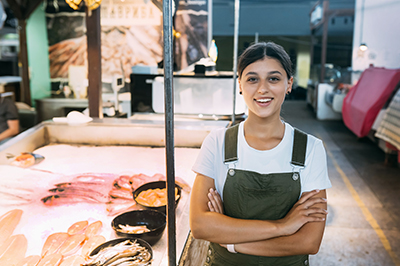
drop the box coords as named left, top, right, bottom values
left=224, top=124, right=240, bottom=163
left=224, top=124, right=308, bottom=167
left=291, top=128, right=308, bottom=167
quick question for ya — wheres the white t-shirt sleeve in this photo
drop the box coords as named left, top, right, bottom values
left=301, top=137, right=332, bottom=193
left=192, top=129, right=220, bottom=180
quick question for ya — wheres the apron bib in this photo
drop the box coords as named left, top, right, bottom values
left=205, top=124, right=309, bottom=266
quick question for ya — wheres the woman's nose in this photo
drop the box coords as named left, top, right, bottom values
left=258, top=80, right=269, bottom=94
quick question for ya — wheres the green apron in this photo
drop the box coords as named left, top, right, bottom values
left=205, top=124, right=310, bottom=266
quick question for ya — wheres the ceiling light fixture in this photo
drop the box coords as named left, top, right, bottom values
left=359, top=43, right=368, bottom=51
left=359, top=0, right=367, bottom=51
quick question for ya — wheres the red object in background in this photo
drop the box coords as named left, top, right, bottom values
left=342, top=67, right=400, bottom=138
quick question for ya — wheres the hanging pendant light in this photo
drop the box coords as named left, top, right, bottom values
left=359, top=43, right=368, bottom=51
left=359, top=0, right=367, bottom=51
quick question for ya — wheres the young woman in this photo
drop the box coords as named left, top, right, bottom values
left=190, top=42, right=331, bottom=266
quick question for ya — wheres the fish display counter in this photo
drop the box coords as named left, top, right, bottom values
left=0, top=118, right=229, bottom=265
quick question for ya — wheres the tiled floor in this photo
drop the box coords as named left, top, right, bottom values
left=281, top=101, right=400, bottom=266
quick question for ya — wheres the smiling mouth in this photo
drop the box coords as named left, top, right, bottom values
left=255, top=98, right=272, bottom=103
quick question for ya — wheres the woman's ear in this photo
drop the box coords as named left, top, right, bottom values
left=287, top=77, right=294, bottom=93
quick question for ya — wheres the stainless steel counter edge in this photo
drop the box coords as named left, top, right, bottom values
left=0, top=118, right=230, bottom=164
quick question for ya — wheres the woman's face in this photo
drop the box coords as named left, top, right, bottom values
left=239, top=57, right=293, bottom=120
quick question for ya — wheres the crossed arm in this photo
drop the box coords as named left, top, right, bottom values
left=189, top=173, right=328, bottom=257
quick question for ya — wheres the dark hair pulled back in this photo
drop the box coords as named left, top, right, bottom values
left=237, top=42, right=293, bottom=80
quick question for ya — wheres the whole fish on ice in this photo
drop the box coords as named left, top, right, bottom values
left=0, top=209, right=23, bottom=243
left=0, top=234, right=28, bottom=265
left=8, top=152, right=45, bottom=168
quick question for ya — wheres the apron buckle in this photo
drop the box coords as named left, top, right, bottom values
left=292, top=172, right=299, bottom=180
left=229, top=169, right=235, bottom=176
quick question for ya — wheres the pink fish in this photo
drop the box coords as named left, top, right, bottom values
left=37, top=253, right=63, bottom=266
left=109, top=188, right=133, bottom=200
left=72, top=173, right=116, bottom=184
left=113, top=176, right=132, bottom=190
left=16, top=255, right=41, bottom=266
left=0, top=234, right=28, bottom=265
left=41, top=194, right=103, bottom=206
left=0, top=209, right=23, bottom=243
left=106, top=201, right=139, bottom=216
left=41, top=232, right=69, bottom=257
left=67, top=220, right=88, bottom=235
left=84, top=221, right=102, bottom=238
left=81, top=235, right=106, bottom=258
left=129, top=173, right=155, bottom=190
left=59, top=254, right=86, bottom=266
left=57, top=234, right=86, bottom=256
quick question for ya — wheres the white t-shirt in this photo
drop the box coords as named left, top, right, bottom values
left=192, top=121, right=332, bottom=199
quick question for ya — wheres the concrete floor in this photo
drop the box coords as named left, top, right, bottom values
left=281, top=101, right=400, bottom=266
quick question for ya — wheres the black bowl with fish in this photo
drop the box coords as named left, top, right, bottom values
left=112, top=209, right=167, bottom=245
left=133, top=181, right=182, bottom=214
left=89, top=237, right=152, bottom=265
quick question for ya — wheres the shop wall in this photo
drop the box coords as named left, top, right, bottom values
left=45, top=0, right=208, bottom=83
left=213, top=3, right=312, bottom=37
left=213, top=36, right=309, bottom=72
left=352, top=0, right=400, bottom=73
left=212, top=1, right=354, bottom=37
left=27, top=6, right=51, bottom=106
left=212, top=1, right=354, bottom=85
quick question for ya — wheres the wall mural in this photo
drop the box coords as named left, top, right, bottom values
left=46, top=0, right=208, bottom=81
left=174, top=0, right=208, bottom=70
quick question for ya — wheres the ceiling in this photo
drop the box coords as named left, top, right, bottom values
left=213, top=0, right=355, bottom=9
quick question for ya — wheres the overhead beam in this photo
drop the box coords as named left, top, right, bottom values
left=5, top=0, right=23, bottom=20
left=24, top=0, right=43, bottom=20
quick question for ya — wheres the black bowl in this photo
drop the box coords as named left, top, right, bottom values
left=133, top=181, right=182, bottom=214
left=112, top=209, right=166, bottom=245
left=89, top=237, right=152, bottom=263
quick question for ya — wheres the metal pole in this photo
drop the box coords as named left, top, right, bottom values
left=163, top=0, right=176, bottom=265
left=320, top=0, right=329, bottom=83
left=232, top=0, right=240, bottom=125
left=207, top=0, right=213, bottom=51
left=86, top=6, right=103, bottom=118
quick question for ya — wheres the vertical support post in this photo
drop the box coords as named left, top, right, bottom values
left=320, top=0, right=329, bottom=83
left=18, top=19, right=31, bottom=105
left=86, top=7, right=103, bottom=118
left=163, top=0, right=176, bottom=265
left=232, top=0, right=240, bottom=125
left=207, top=0, right=213, bottom=51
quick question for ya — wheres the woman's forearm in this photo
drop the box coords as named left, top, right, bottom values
left=234, top=192, right=328, bottom=257
left=191, top=211, right=284, bottom=244
left=190, top=175, right=284, bottom=243
left=235, top=216, right=327, bottom=256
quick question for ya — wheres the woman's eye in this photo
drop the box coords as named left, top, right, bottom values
left=247, top=77, right=258, bottom=82
left=269, top=76, right=280, bottom=82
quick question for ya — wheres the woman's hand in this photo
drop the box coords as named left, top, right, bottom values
left=207, top=188, right=224, bottom=214
left=278, top=189, right=328, bottom=236
left=207, top=188, right=229, bottom=249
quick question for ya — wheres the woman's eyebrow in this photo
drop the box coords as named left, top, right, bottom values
left=268, top=70, right=283, bottom=76
left=244, top=71, right=258, bottom=76
left=244, top=70, right=283, bottom=76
